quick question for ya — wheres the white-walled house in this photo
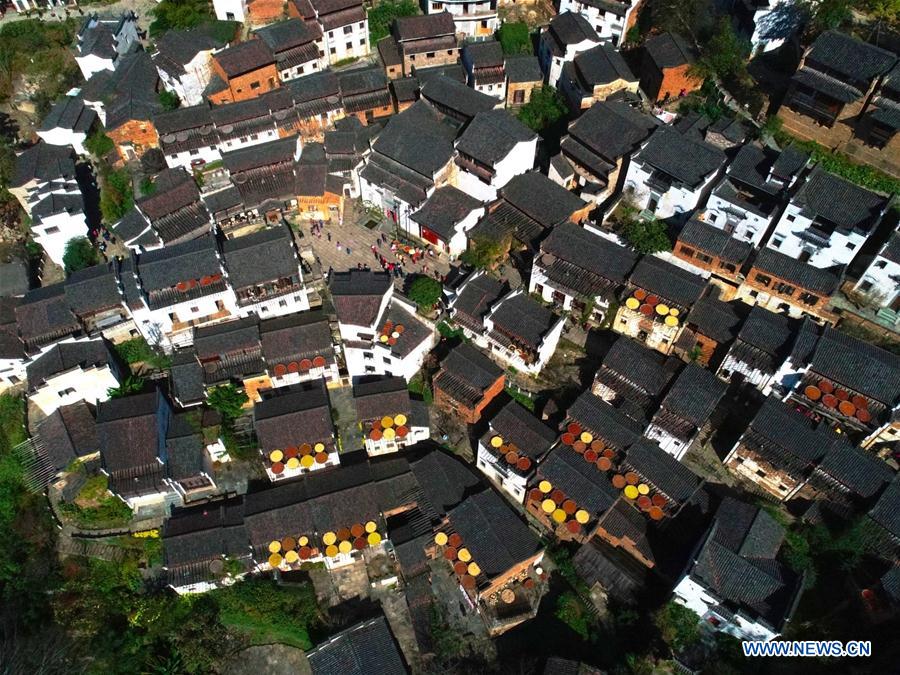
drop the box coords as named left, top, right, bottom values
left=153, top=29, right=226, bottom=107
left=454, top=109, right=537, bottom=203
left=154, top=104, right=223, bottom=171
left=422, top=0, right=499, bottom=38
left=744, top=0, right=804, bottom=55
left=354, top=377, right=430, bottom=457
left=329, top=270, right=436, bottom=382
left=409, top=186, right=484, bottom=258
left=672, top=497, right=803, bottom=642
left=854, top=231, right=900, bottom=310
left=624, top=126, right=726, bottom=222
left=127, top=236, right=239, bottom=351
left=539, top=12, right=602, bottom=88
left=36, top=97, right=97, bottom=156
left=254, top=19, right=327, bottom=84
left=212, top=0, right=246, bottom=22
left=0, top=323, right=26, bottom=394
left=462, top=41, right=507, bottom=100
left=558, top=0, right=642, bottom=47
left=765, top=167, right=891, bottom=270
left=312, top=0, right=370, bottom=65
left=26, top=338, right=123, bottom=417
left=481, top=289, right=566, bottom=375
left=260, top=311, right=340, bottom=388
left=75, top=12, right=141, bottom=81
left=703, top=144, right=809, bottom=247
left=30, top=192, right=90, bottom=268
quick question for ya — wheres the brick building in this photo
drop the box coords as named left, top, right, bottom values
left=208, top=40, right=280, bottom=104
left=638, top=32, right=701, bottom=102
left=673, top=217, right=753, bottom=298
left=433, top=342, right=505, bottom=423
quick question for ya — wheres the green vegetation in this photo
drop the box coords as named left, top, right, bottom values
left=85, top=131, right=115, bottom=158
left=407, top=275, right=442, bottom=310
left=460, top=236, right=509, bottom=269
left=436, top=320, right=464, bottom=340
left=214, top=578, right=321, bottom=649
left=555, top=591, right=593, bottom=639
left=58, top=474, right=133, bottom=529
left=621, top=217, right=671, bottom=254
left=99, top=167, right=135, bottom=224
left=62, top=236, right=99, bottom=274
left=207, top=384, right=249, bottom=421
left=332, top=56, right=360, bottom=68
left=113, top=336, right=172, bottom=370
left=368, top=0, right=418, bottom=44
left=505, top=386, right=536, bottom=412
left=517, top=86, right=568, bottom=132
left=0, top=20, right=80, bottom=110
left=772, top=129, right=900, bottom=196
left=654, top=601, right=701, bottom=652
left=159, top=89, right=181, bottom=111
left=497, top=22, right=532, bottom=55
left=691, top=18, right=763, bottom=115
left=107, top=375, right=146, bottom=399
left=140, top=176, right=156, bottom=196
left=0, top=131, right=15, bottom=202
left=408, top=374, right=433, bottom=404
left=149, top=0, right=215, bottom=36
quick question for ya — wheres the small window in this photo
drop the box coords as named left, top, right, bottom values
left=786, top=214, right=795, bottom=222
left=426, top=52, right=435, bottom=58
left=44, top=225, right=60, bottom=234
left=191, top=306, right=200, bottom=313
left=250, top=81, right=261, bottom=90
left=343, top=25, right=352, bottom=34
left=754, top=273, right=772, bottom=287
left=772, top=236, right=784, bottom=247
left=359, top=38, right=365, bottom=46
left=846, top=242, right=856, bottom=250
left=345, top=42, right=352, bottom=51
left=875, top=260, right=887, bottom=269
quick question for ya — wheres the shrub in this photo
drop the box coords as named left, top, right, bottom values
left=367, top=0, right=418, bottom=44
left=621, top=218, right=671, bottom=254
left=85, top=131, right=114, bottom=158
left=158, top=89, right=180, bottom=111
left=99, top=168, right=134, bottom=223
left=517, top=86, right=567, bottom=132
left=207, top=384, right=248, bottom=421
left=497, top=22, right=531, bottom=55
left=407, top=275, right=442, bottom=309
left=62, top=236, right=98, bottom=273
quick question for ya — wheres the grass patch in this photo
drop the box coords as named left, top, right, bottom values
left=113, top=337, right=172, bottom=370
left=59, top=475, right=132, bottom=529
left=332, top=56, right=360, bottom=68
left=506, top=386, right=535, bottom=411
left=554, top=591, right=592, bottom=639
left=213, top=578, right=320, bottom=649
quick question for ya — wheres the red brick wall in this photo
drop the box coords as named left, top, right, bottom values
left=210, top=59, right=281, bottom=103
left=247, top=0, right=286, bottom=25
left=657, top=63, right=701, bottom=102
left=435, top=372, right=506, bottom=424
left=109, top=119, right=159, bottom=162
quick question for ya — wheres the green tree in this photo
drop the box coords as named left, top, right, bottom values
left=85, top=130, right=115, bottom=158
left=804, top=0, right=852, bottom=35
left=368, top=0, right=419, bottom=44
left=621, top=218, right=671, bottom=254
left=159, top=89, right=180, bottom=111
left=460, top=236, right=509, bottom=269
left=497, top=22, right=532, bottom=55
left=62, top=236, right=99, bottom=273
left=517, top=86, right=568, bottom=132
left=407, top=275, right=442, bottom=309
left=654, top=601, right=701, bottom=653
left=207, top=384, right=248, bottom=421
left=99, top=168, right=134, bottom=223
left=149, top=0, right=215, bottom=36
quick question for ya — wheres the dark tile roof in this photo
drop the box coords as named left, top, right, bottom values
left=447, top=489, right=541, bottom=579
left=451, top=272, right=506, bottom=329
left=260, top=310, right=333, bottom=367
left=95, top=51, right=165, bottom=130
left=464, top=39, right=504, bottom=68
left=869, top=477, right=900, bottom=538
left=878, top=231, right=900, bottom=265
left=222, top=225, right=298, bottom=290
left=628, top=255, right=706, bottom=309
left=0, top=262, right=29, bottom=298
left=547, top=11, right=598, bottom=47
left=792, top=166, right=889, bottom=235
left=434, top=342, right=503, bottom=407
left=36, top=401, right=98, bottom=471
left=691, top=497, right=798, bottom=629
left=455, top=109, right=536, bottom=167
left=153, top=28, right=224, bottom=76
left=222, top=135, right=297, bottom=174
left=725, top=143, right=805, bottom=196
left=168, top=351, right=205, bottom=406
left=567, top=100, right=659, bottom=166
left=307, top=615, right=408, bottom=675
left=329, top=269, right=392, bottom=327
left=644, top=32, right=696, bottom=69
left=64, top=262, right=122, bottom=316
left=15, top=284, right=80, bottom=351
left=500, top=171, right=588, bottom=228
left=394, top=11, right=456, bottom=42
left=166, top=413, right=207, bottom=481
left=808, top=326, right=900, bottom=406
left=409, top=450, right=482, bottom=516
left=538, top=446, right=620, bottom=516
left=409, top=186, right=482, bottom=240
left=505, top=55, right=542, bottom=83
left=413, top=63, right=466, bottom=85
left=635, top=125, right=726, bottom=188
left=390, top=76, right=419, bottom=103
left=370, top=100, right=457, bottom=178
left=420, top=76, right=498, bottom=120
left=375, top=299, right=433, bottom=359
left=568, top=390, right=645, bottom=450
left=11, top=142, right=75, bottom=187
left=805, top=30, right=896, bottom=84
left=377, top=35, right=402, bottom=67
left=684, top=297, right=745, bottom=344
left=751, top=248, right=841, bottom=294
left=487, top=400, right=556, bottom=460
left=540, top=221, right=638, bottom=288
left=353, top=376, right=411, bottom=422
left=339, top=65, right=389, bottom=96
left=816, top=444, right=894, bottom=499
left=254, top=18, right=321, bottom=54
left=622, top=438, right=701, bottom=503
left=39, top=96, right=96, bottom=133
left=655, top=363, right=726, bottom=427
left=136, top=235, right=222, bottom=292
left=214, top=39, right=276, bottom=78
left=572, top=42, right=636, bottom=87
left=677, top=217, right=753, bottom=265
left=254, top=380, right=334, bottom=451
left=489, top=292, right=558, bottom=351
left=194, top=316, right=260, bottom=358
